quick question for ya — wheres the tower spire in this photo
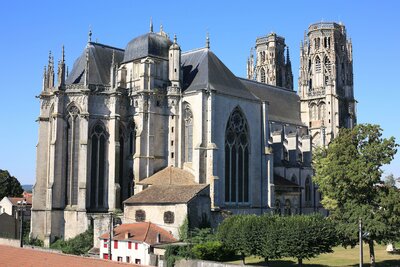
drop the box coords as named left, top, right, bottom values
left=57, top=45, right=66, bottom=88
left=173, top=34, right=177, bottom=44
left=61, top=45, right=65, bottom=63
left=149, top=17, right=153, bottom=32
left=206, top=32, right=210, bottom=49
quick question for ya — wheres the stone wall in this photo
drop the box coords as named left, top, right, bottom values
left=175, top=259, right=263, bottom=267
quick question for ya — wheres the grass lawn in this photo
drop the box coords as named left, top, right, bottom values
left=227, top=244, right=400, bottom=266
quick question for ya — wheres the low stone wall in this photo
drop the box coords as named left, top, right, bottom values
left=0, top=237, right=20, bottom=247
left=175, top=259, right=263, bottom=267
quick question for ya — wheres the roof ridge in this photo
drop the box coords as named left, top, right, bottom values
left=182, top=47, right=208, bottom=55
left=143, top=222, right=151, bottom=243
left=88, top=42, right=124, bottom=51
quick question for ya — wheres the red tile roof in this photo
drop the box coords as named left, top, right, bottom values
left=0, top=245, right=139, bottom=267
left=137, top=166, right=196, bottom=185
left=8, top=196, right=32, bottom=206
left=100, top=222, right=177, bottom=245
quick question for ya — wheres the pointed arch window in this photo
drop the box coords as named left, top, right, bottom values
left=90, top=123, right=108, bottom=210
left=284, top=199, right=292, bottom=215
left=65, top=105, right=80, bottom=206
left=275, top=199, right=281, bottom=215
left=260, top=68, right=266, bottom=83
left=318, top=102, right=326, bottom=120
left=315, top=56, right=321, bottom=73
left=184, top=104, right=193, bottom=163
left=324, top=56, right=331, bottom=73
left=225, top=108, right=250, bottom=204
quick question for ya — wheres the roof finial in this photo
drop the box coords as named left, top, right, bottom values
left=111, top=49, right=115, bottom=66
left=206, top=32, right=210, bottom=49
left=61, top=45, right=65, bottom=63
left=150, top=17, right=153, bottom=32
left=173, top=34, right=177, bottom=44
left=48, top=51, right=52, bottom=65
left=160, top=23, right=163, bottom=33
left=88, top=26, right=92, bottom=43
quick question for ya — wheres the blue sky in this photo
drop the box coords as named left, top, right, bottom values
left=0, top=0, right=399, bottom=185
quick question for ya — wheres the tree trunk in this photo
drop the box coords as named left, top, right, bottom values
left=265, top=257, right=269, bottom=267
left=242, top=253, right=245, bottom=265
left=368, top=240, right=376, bottom=267
left=298, top=258, right=303, bottom=267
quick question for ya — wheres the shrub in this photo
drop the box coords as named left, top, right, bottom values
left=192, top=241, right=235, bottom=261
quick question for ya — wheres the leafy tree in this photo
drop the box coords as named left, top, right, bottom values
left=0, top=169, right=23, bottom=199
left=217, top=215, right=253, bottom=264
left=313, top=124, right=399, bottom=267
left=178, top=217, right=189, bottom=241
left=259, top=215, right=282, bottom=266
left=192, top=241, right=235, bottom=261
left=279, top=214, right=337, bottom=267
left=50, top=227, right=93, bottom=255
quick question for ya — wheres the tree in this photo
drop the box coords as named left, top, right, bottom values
left=279, top=214, right=337, bottom=267
left=0, top=169, right=23, bottom=199
left=259, top=215, right=283, bottom=266
left=313, top=124, right=399, bottom=267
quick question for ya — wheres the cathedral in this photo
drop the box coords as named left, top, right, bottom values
left=31, top=21, right=356, bottom=245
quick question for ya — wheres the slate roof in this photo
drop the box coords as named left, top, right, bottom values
left=239, top=78, right=304, bottom=125
left=181, top=49, right=258, bottom=101
left=137, top=166, right=196, bottom=186
left=100, top=222, right=176, bottom=245
left=274, top=174, right=301, bottom=187
left=124, top=184, right=209, bottom=205
left=66, top=42, right=124, bottom=86
left=123, top=32, right=172, bottom=63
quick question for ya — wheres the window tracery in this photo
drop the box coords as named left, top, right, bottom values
left=225, top=108, right=250, bottom=204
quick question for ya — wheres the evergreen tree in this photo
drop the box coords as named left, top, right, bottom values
left=313, top=124, right=399, bottom=267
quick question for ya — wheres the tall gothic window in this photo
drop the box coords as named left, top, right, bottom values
left=324, top=56, right=331, bottom=73
left=90, top=123, right=108, bottom=210
left=225, top=108, right=250, bottom=204
left=184, top=104, right=193, bottom=162
left=260, top=68, right=266, bottom=83
left=315, top=56, right=321, bottom=73
left=284, top=199, right=292, bottom=215
left=305, top=176, right=312, bottom=204
left=65, top=105, right=80, bottom=206
left=129, top=122, right=136, bottom=156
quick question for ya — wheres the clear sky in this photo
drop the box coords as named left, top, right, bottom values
left=0, top=0, right=399, bottom=185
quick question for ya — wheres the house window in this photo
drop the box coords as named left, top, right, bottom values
left=117, top=256, right=123, bottom=262
left=114, top=240, right=118, bottom=249
left=135, top=259, right=141, bottom=264
left=224, top=107, right=250, bottom=204
left=135, top=210, right=146, bottom=222
left=104, top=239, right=108, bottom=248
left=128, top=241, right=132, bottom=249
left=65, top=105, right=80, bottom=206
left=184, top=104, right=193, bottom=162
left=135, top=243, right=138, bottom=250
left=126, top=256, right=130, bottom=263
left=90, top=123, right=108, bottom=210
left=163, top=211, right=175, bottom=224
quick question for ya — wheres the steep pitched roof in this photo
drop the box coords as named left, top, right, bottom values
left=100, top=222, right=176, bottom=245
left=123, top=32, right=172, bottom=62
left=274, top=174, right=301, bottom=187
left=124, top=184, right=209, bottom=205
left=66, top=42, right=124, bottom=86
left=181, top=49, right=258, bottom=101
left=137, top=166, right=196, bottom=186
left=239, top=78, right=304, bottom=126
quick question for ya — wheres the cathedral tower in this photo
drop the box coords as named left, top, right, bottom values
left=298, top=22, right=356, bottom=147
left=247, top=32, right=293, bottom=90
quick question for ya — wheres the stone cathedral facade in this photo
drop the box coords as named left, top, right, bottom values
left=31, top=22, right=353, bottom=245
